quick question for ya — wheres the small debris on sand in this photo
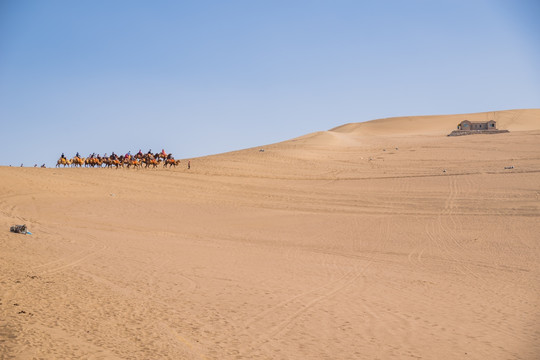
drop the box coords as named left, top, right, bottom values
left=10, top=224, right=28, bottom=234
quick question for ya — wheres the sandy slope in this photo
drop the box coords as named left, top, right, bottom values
left=1, top=109, right=539, bottom=359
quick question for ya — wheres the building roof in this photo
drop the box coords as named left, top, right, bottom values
left=460, top=120, right=495, bottom=124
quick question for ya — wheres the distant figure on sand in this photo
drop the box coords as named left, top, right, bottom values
left=188, top=160, right=191, bottom=170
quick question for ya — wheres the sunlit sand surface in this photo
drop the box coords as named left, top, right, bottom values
left=1, top=109, right=539, bottom=359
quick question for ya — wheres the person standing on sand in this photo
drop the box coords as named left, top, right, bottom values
left=188, top=160, right=190, bottom=169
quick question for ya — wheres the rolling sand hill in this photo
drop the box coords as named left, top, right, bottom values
left=1, top=109, right=539, bottom=359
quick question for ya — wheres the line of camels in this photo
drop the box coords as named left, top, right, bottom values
left=56, top=152, right=182, bottom=169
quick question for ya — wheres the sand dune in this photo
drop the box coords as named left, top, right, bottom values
left=1, top=109, right=539, bottom=359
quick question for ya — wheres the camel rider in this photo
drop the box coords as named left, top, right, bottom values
left=61, top=153, right=65, bottom=159
left=147, top=149, right=152, bottom=155
left=161, top=149, right=167, bottom=157
left=167, top=153, right=173, bottom=160
left=76, top=152, right=80, bottom=158
left=137, top=149, right=142, bottom=157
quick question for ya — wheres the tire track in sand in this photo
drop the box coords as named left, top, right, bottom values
left=241, top=211, right=394, bottom=357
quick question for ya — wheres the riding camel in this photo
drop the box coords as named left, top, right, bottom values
left=126, top=158, right=141, bottom=169
left=85, top=157, right=102, bottom=167
left=107, top=159, right=121, bottom=169
left=143, top=158, right=159, bottom=169
left=71, top=157, right=85, bottom=167
left=56, top=158, right=71, bottom=167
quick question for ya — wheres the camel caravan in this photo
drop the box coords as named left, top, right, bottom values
left=56, top=149, right=182, bottom=169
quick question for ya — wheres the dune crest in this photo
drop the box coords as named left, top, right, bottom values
left=329, top=108, right=540, bottom=136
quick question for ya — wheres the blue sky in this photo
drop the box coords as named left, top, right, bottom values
left=1, top=0, right=539, bottom=166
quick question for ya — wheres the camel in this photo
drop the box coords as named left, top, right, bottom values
left=71, top=157, right=85, bottom=167
left=163, top=159, right=180, bottom=168
left=85, top=157, right=102, bottom=167
left=108, top=159, right=121, bottom=169
left=56, top=158, right=71, bottom=167
left=126, top=158, right=141, bottom=169
left=144, top=158, right=159, bottom=169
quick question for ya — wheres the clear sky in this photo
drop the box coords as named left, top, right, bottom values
left=1, top=0, right=539, bottom=167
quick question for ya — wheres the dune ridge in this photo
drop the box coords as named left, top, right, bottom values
left=329, top=108, right=540, bottom=135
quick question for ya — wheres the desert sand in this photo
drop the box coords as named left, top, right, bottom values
left=1, top=109, right=539, bottom=359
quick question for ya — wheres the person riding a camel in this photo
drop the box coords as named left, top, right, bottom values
left=167, top=153, right=173, bottom=159
left=61, top=153, right=65, bottom=159
left=161, top=149, right=167, bottom=156
left=147, top=149, right=152, bottom=155
left=76, top=152, right=80, bottom=158
left=137, top=149, right=142, bottom=156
